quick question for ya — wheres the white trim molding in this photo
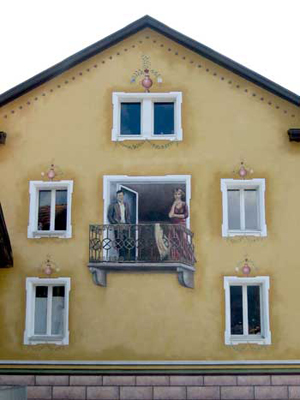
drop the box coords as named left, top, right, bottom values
left=221, top=178, right=267, bottom=237
left=224, top=276, right=271, bottom=346
left=3, top=359, right=300, bottom=366
left=24, top=277, right=71, bottom=346
left=111, top=92, right=183, bottom=141
left=27, top=180, right=73, bottom=239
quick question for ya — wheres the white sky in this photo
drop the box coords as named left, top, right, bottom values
left=1, top=0, right=299, bottom=97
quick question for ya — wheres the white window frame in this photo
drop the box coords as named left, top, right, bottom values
left=224, top=276, right=271, bottom=345
left=111, top=92, right=183, bottom=141
left=221, top=179, right=267, bottom=237
left=27, top=180, right=73, bottom=239
left=24, top=277, right=71, bottom=345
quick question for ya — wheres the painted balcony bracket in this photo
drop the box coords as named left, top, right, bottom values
left=89, top=267, right=107, bottom=287
left=88, top=224, right=196, bottom=289
left=88, top=263, right=195, bottom=289
left=288, top=129, right=300, bottom=142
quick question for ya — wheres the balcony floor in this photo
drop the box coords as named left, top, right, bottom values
left=88, top=261, right=195, bottom=289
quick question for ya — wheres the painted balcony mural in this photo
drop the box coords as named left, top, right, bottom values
left=88, top=177, right=196, bottom=288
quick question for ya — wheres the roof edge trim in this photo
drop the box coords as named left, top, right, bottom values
left=0, top=15, right=299, bottom=107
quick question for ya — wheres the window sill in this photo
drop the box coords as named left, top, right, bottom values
left=225, top=333, right=271, bottom=346
left=114, top=135, right=180, bottom=142
left=29, top=230, right=72, bottom=239
left=24, top=335, right=68, bottom=346
left=226, top=338, right=271, bottom=345
left=224, top=230, right=266, bottom=238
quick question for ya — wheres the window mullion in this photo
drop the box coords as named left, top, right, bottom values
left=243, top=285, right=248, bottom=335
left=240, top=189, right=245, bottom=230
left=47, top=286, right=53, bottom=336
left=142, top=99, right=152, bottom=138
left=50, top=190, right=56, bottom=231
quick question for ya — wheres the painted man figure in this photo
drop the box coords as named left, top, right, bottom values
left=107, top=190, right=131, bottom=260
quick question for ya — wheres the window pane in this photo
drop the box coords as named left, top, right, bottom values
left=154, top=103, right=174, bottom=135
left=247, top=286, right=261, bottom=335
left=121, top=103, right=141, bottom=135
left=245, top=189, right=258, bottom=230
left=38, top=190, right=51, bottom=230
left=34, top=286, right=48, bottom=335
left=51, top=286, right=65, bottom=335
left=230, top=286, right=243, bottom=335
left=55, top=190, right=67, bottom=230
left=228, top=190, right=241, bottom=230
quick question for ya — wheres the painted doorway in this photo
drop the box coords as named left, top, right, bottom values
left=104, top=175, right=191, bottom=227
left=116, top=184, right=139, bottom=225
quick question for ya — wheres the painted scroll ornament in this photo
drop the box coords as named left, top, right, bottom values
left=130, top=55, right=162, bottom=91
left=232, top=161, right=254, bottom=179
left=141, top=69, right=153, bottom=92
left=39, top=255, right=60, bottom=276
left=235, top=257, right=257, bottom=276
left=242, top=260, right=251, bottom=275
left=41, top=163, right=63, bottom=181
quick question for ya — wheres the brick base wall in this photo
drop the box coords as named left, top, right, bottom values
left=1, top=373, right=300, bottom=399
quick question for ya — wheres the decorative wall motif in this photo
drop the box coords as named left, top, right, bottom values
left=234, top=256, right=258, bottom=276
left=130, top=55, right=162, bottom=92
left=41, top=163, right=63, bottom=181
left=116, top=139, right=179, bottom=150
left=232, top=161, right=254, bottom=179
left=38, top=255, right=60, bottom=276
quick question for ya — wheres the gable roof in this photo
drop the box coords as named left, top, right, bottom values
left=0, top=15, right=299, bottom=108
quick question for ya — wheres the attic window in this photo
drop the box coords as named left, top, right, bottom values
left=112, top=92, right=182, bottom=141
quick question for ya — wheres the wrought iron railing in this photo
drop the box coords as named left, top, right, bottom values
left=89, top=223, right=196, bottom=266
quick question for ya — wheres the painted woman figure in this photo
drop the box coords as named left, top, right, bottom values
left=168, top=188, right=193, bottom=263
left=168, top=188, right=188, bottom=225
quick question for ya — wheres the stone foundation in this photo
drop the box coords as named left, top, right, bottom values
left=1, top=373, right=300, bottom=399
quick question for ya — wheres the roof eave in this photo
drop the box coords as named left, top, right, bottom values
left=143, top=17, right=300, bottom=106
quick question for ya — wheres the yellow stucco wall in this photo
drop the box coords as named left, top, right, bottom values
left=0, top=28, right=299, bottom=365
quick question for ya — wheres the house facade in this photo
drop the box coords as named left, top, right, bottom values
left=0, top=15, right=300, bottom=400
